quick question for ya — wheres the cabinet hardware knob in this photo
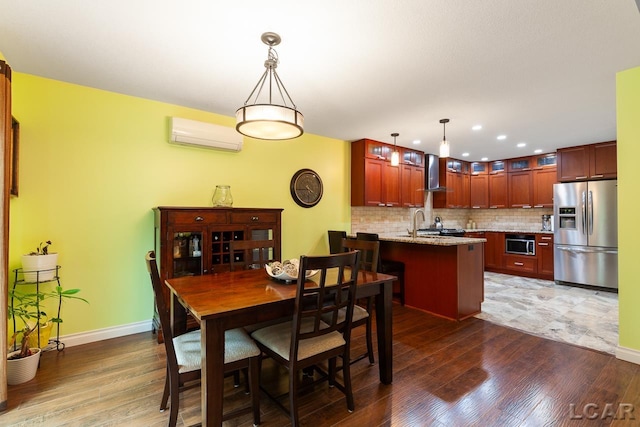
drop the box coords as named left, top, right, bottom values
left=195, top=216, right=204, bottom=221
left=538, top=243, right=549, bottom=246
left=576, top=176, right=587, bottom=179
left=591, top=174, right=604, bottom=178
left=534, top=205, right=543, bottom=208
left=251, top=216, right=259, bottom=221
left=514, top=262, right=524, bottom=266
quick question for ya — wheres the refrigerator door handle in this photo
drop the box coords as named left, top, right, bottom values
left=588, top=190, right=594, bottom=235
left=581, top=191, right=587, bottom=235
left=556, top=245, right=618, bottom=255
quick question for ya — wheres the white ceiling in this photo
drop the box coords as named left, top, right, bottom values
left=1, top=0, right=639, bottom=161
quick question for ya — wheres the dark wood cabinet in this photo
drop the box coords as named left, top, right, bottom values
left=488, top=162, right=508, bottom=209
left=401, top=163, right=425, bottom=207
left=470, top=174, right=489, bottom=209
left=484, top=231, right=504, bottom=269
left=352, top=139, right=423, bottom=207
left=153, top=207, right=282, bottom=340
left=536, top=234, right=554, bottom=280
left=433, top=158, right=470, bottom=209
left=532, top=167, right=557, bottom=208
left=508, top=170, right=533, bottom=208
left=557, top=141, right=616, bottom=181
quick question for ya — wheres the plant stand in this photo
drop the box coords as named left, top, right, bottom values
left=11, top=266, right=66, bottom=352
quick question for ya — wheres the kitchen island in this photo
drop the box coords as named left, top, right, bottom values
left=377, top=233, right=486, bottom=321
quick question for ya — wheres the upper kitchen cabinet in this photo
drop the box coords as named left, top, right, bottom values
left=433, top=158, right=470, bottom=209
left=557, top=141, right=617, bottom=181
left=531, top=153, right=557, bottom=208
left=507, top=154, right=557, bottom=208
left=507, top=157, right=533, bottom=208
left=469, top=162, right=489, bottom=209
left=351, top=139, right=422, bottom=207
left=488, top=160, right=508, bottom=209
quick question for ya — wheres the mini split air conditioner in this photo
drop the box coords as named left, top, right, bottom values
left=170, top=117, right=243, bottom=152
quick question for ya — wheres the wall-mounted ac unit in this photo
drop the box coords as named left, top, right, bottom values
left=170, top=117, right=243, bottom=152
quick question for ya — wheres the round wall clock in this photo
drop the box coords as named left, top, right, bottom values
left=290, top=169, right=323, bottom=208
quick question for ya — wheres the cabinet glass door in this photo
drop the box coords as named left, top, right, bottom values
left=172, top=232, right=203, bottom=277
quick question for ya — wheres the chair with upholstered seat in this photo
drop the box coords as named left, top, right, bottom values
left=356, top=232, right=406, bottom=305
left=336, top=237, right=379, bottom=365
left=251, top=251, right=361, bottom=427
left=229, top=239, right=276, bottom=271
left=145, top=251, right=261, bottom=427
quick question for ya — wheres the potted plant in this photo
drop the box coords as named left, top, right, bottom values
left=7, top=283, right=88, bottom=385
left=21, top=240, right=58, bottom=282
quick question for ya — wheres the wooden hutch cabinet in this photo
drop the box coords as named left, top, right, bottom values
left=152, top=206, right=283, bottom=340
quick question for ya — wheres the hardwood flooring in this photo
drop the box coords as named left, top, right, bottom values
left=3, top=304, right=640, bottom=426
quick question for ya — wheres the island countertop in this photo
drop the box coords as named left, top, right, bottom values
left=375, top=233, right=486, bottom=246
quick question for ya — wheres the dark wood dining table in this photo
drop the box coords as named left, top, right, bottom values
left=165, top=267, right=395, bottom=427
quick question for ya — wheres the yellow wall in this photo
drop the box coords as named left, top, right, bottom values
left=616, top=66, right=640, bottom=352
left=9, top=73, right=351, bottom=334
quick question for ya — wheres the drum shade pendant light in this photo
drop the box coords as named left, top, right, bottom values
left=390, top=132, right=400, bottom=166
left=439, top=118, right=450, bottom=158
left=235, top=32, right=304, bottom=140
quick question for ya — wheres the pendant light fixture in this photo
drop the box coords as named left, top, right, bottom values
left=390, top=132, right=400, bottom=166
left=235, top=32, right=304, bottom=140
left=439, top=118, right=450, bottom=158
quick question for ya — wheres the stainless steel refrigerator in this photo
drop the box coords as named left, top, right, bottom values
left=553, top=180, right=618, bottom=289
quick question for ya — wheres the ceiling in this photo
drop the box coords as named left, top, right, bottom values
left=1, top=0, right=640, bottom=161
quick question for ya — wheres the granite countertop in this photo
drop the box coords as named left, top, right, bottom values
left=377, top=233, right=487, bottom=246
left=464, top=229, right=554, bottom=234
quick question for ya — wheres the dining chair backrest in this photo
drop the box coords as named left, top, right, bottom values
left=340, top=238, right=379, bottom=273
left=290, top=251, right=361, bottom=361
left=145, top=251, right=179, bottom=367
left=355, top=232, right=381, bottom=266
left=229, top=239, right=276, bottom=271
left=327, top=230, right=347, bottom=254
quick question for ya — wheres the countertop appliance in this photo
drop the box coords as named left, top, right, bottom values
left=553, top=180, right=618, bottom=289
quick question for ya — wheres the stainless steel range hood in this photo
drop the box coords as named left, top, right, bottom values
left=425, top=154, right=446, bottom=191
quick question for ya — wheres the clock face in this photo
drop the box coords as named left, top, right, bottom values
left=290, top=169, right=323, bottom=208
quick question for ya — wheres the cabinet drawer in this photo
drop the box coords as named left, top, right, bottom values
left=168, top=210, right=228, bottom=225
left=231, top=212, right=278, bottom=224
left=504, top=255, right=537, bottom=273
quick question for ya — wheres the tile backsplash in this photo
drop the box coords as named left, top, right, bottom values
left=351, top=193, right=553, bottom=234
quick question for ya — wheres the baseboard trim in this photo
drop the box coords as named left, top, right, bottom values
left=616, top=345, right=640, bottom=365
left=57, top=320, right=153, bottom=348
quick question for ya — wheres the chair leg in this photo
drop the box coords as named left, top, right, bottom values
left=233, top=369, right=241, bottom=388
left=249, top=357, right=261, bottom=426
left=160, top=366, right=170, bottom=411
left=168, top=371, right=180, bottom=427
left=365, top=316, right=375, bottom=365
left=328, top=357, right=337, bottom=387
left=398, top=271, right=405, bottom=306
left=342, top=355, right=355, bottom=412
left=289, top=368, right=300, bottom=427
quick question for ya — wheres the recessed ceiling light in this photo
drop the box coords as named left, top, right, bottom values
left=412, top=139, right=421, bottom=145
left=462, top=152, right=470, bottom=157
left=517, top=142, right=526, bottom=148
left=472, top=125, right=482, bottom=131
left=534, top=149, right=543, bottom=154
left=497, top=135, right=507, bottom=140
left=481, top=157, right=489, bottom=161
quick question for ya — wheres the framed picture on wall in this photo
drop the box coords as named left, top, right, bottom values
left=10, top=116, right=19, bottom=197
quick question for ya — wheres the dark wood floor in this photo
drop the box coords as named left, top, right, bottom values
left=3, top=304, right=639, bottom=426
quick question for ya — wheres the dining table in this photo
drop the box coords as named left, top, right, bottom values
left=165, top=266, right=395, bottom=427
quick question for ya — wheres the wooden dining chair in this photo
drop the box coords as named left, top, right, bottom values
left=251, top=251, right=362, bottom=427
left=229, top=239, right=276, bottom=271
left=327, top=230, right=347, bottom=254
left=356, top=232, right=406, bottom=305
left=337, top=237, right=379, bottom=365
left=145, top=251, right=261, bottom=427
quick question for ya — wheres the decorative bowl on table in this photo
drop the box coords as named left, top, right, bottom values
left=265, top=259, right=319, bottom=283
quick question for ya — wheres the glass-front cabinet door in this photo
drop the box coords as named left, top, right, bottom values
left=171, top=231, right=204, bottom=277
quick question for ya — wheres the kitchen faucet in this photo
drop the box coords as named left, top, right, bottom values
left=411, top=208, right=426, bottom=238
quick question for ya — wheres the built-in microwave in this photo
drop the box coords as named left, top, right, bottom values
left=505, top=234, right=536, bottom=256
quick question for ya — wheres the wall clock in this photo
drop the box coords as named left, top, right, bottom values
left=290, top=169, right=323, bottom=208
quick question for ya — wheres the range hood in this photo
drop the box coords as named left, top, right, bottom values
left=425, top=154, right=446, bottom=191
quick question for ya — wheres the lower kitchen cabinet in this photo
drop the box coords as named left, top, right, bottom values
left=536, top=234, right=554, bottom=280
left=504, top=254, right=537, bottom=274
left=484, top=231, right=504, bottom=270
